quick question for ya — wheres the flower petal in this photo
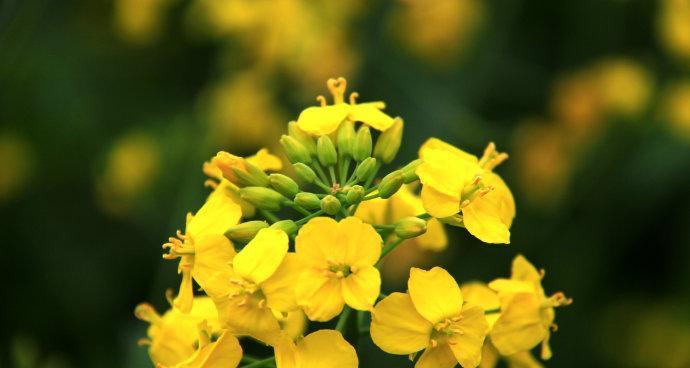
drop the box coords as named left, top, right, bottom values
left=173, top=258, right=194, bottom=314
left=274, top=332, right=299, bottom=368
left=511, top=255, right=542, bottom=288
left=262, top=253, right=302, bottom=312
left=192, top=234, right=236, bottom=298
left=187, top=190, right=242, bottom=238
left=233, top=228, right=288, bottom=284
left=180, top=331, right=243, bottom=368
left=340, top=217, right=382, bottom=267
left=348, top=102, right=395, bottom=131
left=370, top=292, right=432, bottom=355
left=297, top=104, right=350, bottom=135
left=420, top=185, right=460, bottom=219
left=490, top=293, right=546, bottom=356
left=408, top=267, right=463, bottom=324
left=213, top=295, right=281, bottom=345
left=416, top=344, right=458, bottom=368
left=483, top=172, right=515, bottom=229
left=296, top=217, right=342, bottom=267
left=417, top=148, right=478, bottom=197
left=460, top=282, right=500, bottom=329
left=296, top=330, right=358, bottom=368
left=448, top=304, right=489, bottom=368
left=462, top=196, right=511, bottom=244
left=341, top=265, right=381, bottom=311
left=419, top=138, right=479, bottom=164
left=295, top=269, right=344, bottom=322
left=247, top=148, right=283, bottom=171
left=417, top=218, right=448, bottom=251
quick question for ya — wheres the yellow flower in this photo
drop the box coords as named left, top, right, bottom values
left=163, top=192, right=243, bottom=313
left=417, top=138, right=515, bottom=244
left=371, top=267, right=489, bottom=368
left=479, top=341, right=543, bottom=368
left=356, top=184, right=447, bottom=252
left=661, top=81, right=690, bottom=141
left=199, top=228, right=302, bottom=344
left=488, top=255, right=572, bottom=360
left=294, top=216, right=382, bottom=321
left=296, top=77, right=395, bottom=135
left=274, top=329, right=358, bottom=368
left=658, top=0, right=690, bottom=62
left=134, top=297, right=235, bottom=367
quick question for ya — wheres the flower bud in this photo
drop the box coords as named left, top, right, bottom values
left=211, top=151, right=246, bottom=185
left=401, top=159, right=422, bottom=183
left=280, top=135, right=312, bottom=164
left=394, top=217, right=427, bottom=239
left=239, top=187, right=284, bottom=211
left=294, top=192, right=321, bottom=210
left=321, top=194, right=342, bottom=215
left=231, top=161, right=270, bottom=187
left=354, top=157, right=377, bottom=182
left=225, top=221, right=269, bottom=243
left=288, top=121, right=317, bottom=155
left=293, top=163, right=317, bottom=184
left=269, top=220, right=297, bottom=236
left=269, top=173, right=299, bottom=198
left=317, top=135, right=337, bottom=166
left=373, top=118, right=403, bottom=164
left=337, top=120, right=356, bottom=157
left=353, top=126, right=372, bottom=162
left=378, top=170, right=404, bottom=199
left=346, top=185, right=364, bottom=204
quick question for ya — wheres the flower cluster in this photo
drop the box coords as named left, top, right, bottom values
left=135, top=78, right=571, bottom=368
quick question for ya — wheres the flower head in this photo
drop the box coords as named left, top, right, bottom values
left=296, top=77, right=396, bottom=135
left=417, top=138, right=515, bottom=244
left=295, top=216, right=382, bottom=321
left=371, top=267, right=489, bottom=368
left=274, top=329, right=358, bottom=368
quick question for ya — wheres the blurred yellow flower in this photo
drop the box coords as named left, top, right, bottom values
left=417, top=138, right=515, bottom=244
left=489, top=255, right=571, bottom=360
left=658, top=0, right=690, bottom=62
left=594, top=58, right=653, bottom=118
left=661, top=81, right=690, bottom=140
left=114, top=0, right=175, bottom=45
left=371, top=267, right=489, bottom=368
left=274, top=329, right=358, bottom=368
left=0, top=133, right=33, bottom=203
left=295, top=216, right=382, bottom=321
left=163, top=192, right=242, bottom=313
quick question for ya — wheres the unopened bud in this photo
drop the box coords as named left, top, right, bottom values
left=269, top=220, right=297, bottom=236
left=394, top=217, right=427, bottom=239
left=353, top=126, right=372, bottom=162
left=317, top=135, right=337, bottom=166
left=321, top=194, right=342, bottom=215
left=211, top=151, right=246, bottom=185
left=373, top=118, right=403, bottom=164
left=294, top=192, right=321, bottom=210
left=293, top=163, right=317, bottom=184
left=346, top=185, right=364, bottom=204
left=231, top=161, right=269, bottom=187
left=401, top=159, right=422, bottom=183
left=269, top=174, right=299, bottom=198
left=239, top=187, right=284, bottom=211
left=337, top=120, right=356, bottom=157
left=280, top=135, right=312, bottom=164
left=378, top=170, right=404, bottom=199
left=288, top=121, right=317, bottom=155
left=354, top=157, right=377, bottom=183
left=225, top=221, right=269, bottom=243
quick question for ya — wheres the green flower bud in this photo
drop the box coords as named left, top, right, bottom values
left=401, top=159, right=422, bottom=184
left=346, top=185, right=364, bottom=204
left=353, top=126, right=372, bottom=162
left=378, top=170, right=404, bottom=199
left=225, top=221, right=269, bottom=243
left=294, top=192, right=321, bottom=210
left=288, top=121, right=317, bottom=155
left=354, top=157, right=377, bottom=182
left=317, top=135, right=337, bottom=166
left=231, top=161, right=269, bottom=187
left=239, top=187, right=284, bottom=211
left=269, top=173, right=299, bottom=198
left=337, top=120, right=356, bottom=157
left=293, top=163, right=317, bottom=184
left=280, top=135, right=312, bottom=164
left=269, top=220, right=298, bottom=236
left=394, top=217, right=427, bottom=239
left=373, top=118, right=403, bottom=164
left=321, top=194, right=342, bottom=215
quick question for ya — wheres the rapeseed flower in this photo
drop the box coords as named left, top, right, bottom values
left=294, top=216, right=382, bottom=321
left=274, top=329, right=358, bottom=368
left=371, top=267, right=489, bottom=368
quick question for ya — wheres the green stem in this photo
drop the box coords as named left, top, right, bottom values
left=357, top=310, right=369, bottom=335
left=336, top=305, right=352, bottom=333
left=296, top=210, right=325, bottom=225
left=378, top=237, right=405, bottom=263
left=363, top=162, right=382, bottom=189
left=313, top=177, right=332, bottom=192
left=373, top=224, right=395, bottom=230
left=329, top=166, right=338, bottom=185
left=240, top=357, right=275, bottom=368
left=484, top=307, right=501, bottom=315
left=241, top=355, right=260, bottom=364
left=362, top=193, right=379, bottom=201
left=284, top=201, right=311, bottom=216
left=417, top=213, right=431, bottom=220
left=258, top=210, right=280, bottom=224
left=312, top=162, right=331, bottom=186
left=339, top=156, right=351, bottom=184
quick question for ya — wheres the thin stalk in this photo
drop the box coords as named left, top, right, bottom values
left=313, top=177, right=332, bottom=192
left=328, top=166, right=338, bottom=185
left=284, top=201, right=311, bottom=216
left=484, top=307, right=501, bottom=315
left=312, top=161, right=331, bottom=186
left=296, top=210, right=325, bottom=225
left=258, top=210, right=280, bottom=224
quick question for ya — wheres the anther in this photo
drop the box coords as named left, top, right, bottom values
left=204, top=179, right=218, bottom=189
left=316, top=95, right=327, bottom=107
left=349, top=92, right=359, bottom=105
left=176, top=230, right=186, bottom=240
left=471, top=175, right=482, bottom=186
left=551, top=323, right=559, bottom=332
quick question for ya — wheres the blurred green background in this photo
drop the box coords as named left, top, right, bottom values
left=2, top=0, right=690, bottom=367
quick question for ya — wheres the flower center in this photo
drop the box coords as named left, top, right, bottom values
left=325, top=263, right=353, bottom=279
left=228, top=278, right=268, bottom=308
left=429, top=315, right=465, bottom=348
left=162, top=230, right=195, bottom=260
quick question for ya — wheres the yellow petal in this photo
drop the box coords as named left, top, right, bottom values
left=213, top=295, right=281, bottom=345
left=295, top=330, right=358, bottom=368
left=420, top=185, right=460, bottom=219
left=233, top=228, right=288, bottom=284
left=279, top=310, right=308, bottom=342
left=187, top=297, right=221, bottom=333
left=505, top=350, right=544, bottom=368
left=192, top=234, right=236, bottom=298
left=483, top=172, right=515, bottom=229
left=511, top=255, right=542, bottom=289
left=479, top=342, right=500, bottom=368
left=177, top=331, right=243, bottom=368
left=348, top=102, right=395, bottom=131
left=173, top=259, right=194, bottom=314
left=297, top=104, right=350, bottom=135
left=370, top=292, right=432, bottom=355
left=187, top=189, right=242, bottom=238
left=487, top=279, right=535, bottom=296
left=460, top=282, right=500, bottom=328
left=490, top=293, right=546, bottom=356
left=295, top=217, right=342, bottom=267
left=274, top=332, right=299, bottom=368
left=462, top=196, right=511, bottom=244
left=295, top=269, right=344, bottom=321
left=341, top=265, right=381, bottom=311
left=262, top=253, right=302, bottom=312
left=408, top=267, right=463, bottom=324
left=416, top=344, right=458, bottom=368
left=419, top=138, right=479, bottom=164
left=247, top=148, right=282, bottom=171
left=417, top=148, right=478, bottom=197
left=339, top=216, right=382, bottom=267
left=448, top=304, right=489, bottom=368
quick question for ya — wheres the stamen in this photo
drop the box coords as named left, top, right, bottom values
left=258, top=299, right=267, bottom=309
left=204, top=179, right=218, bottom=189
left=349, top=92, right=359, bottom=105
left=316, top=95, right=327, bottom=107
left=176, top=230, right=186, bottom=240
left=460, top=199, right=471, bottom=208
left=137, top=338, right=152, bottom=346
left=471, top=175, right=482, bottom=186
left=134, top=303, right=161, bottom=324
left=327, top=77, right=347, bottom=104
left=551, top=323, right=559, bottom=332
left=539, top=269, right=546, bottom=279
